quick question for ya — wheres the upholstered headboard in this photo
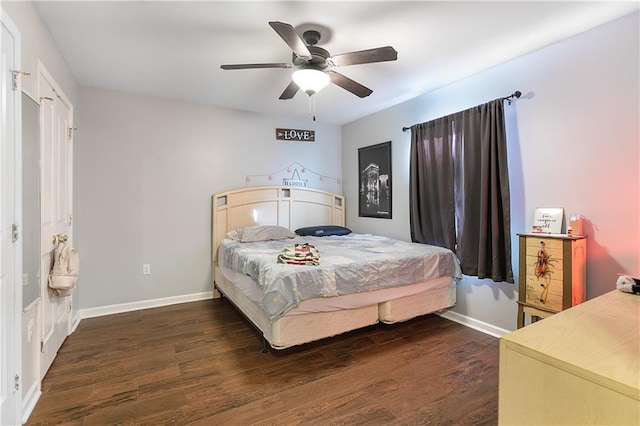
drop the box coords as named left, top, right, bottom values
left=211, top=186, right=345, bottom=264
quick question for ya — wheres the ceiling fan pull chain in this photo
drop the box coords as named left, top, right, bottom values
left=311, top=96, right=317, bottom=121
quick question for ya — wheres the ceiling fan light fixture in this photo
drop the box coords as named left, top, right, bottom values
left=292, top=68, right=330, bottom=96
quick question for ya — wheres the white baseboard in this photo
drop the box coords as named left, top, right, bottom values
left=70, top=312, right=82, bottom=333
left=78, top=292, right=213, bottom=320
left=22, top=386, right=41, bottom=425
left=437, top=309, right=511, bottom=338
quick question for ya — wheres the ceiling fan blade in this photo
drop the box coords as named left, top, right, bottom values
left=268, top=21, right=311, bottom=59
left=329, top=46, right=398, bottom=67
left=279, top=80, right=299, bottom=100
left=327, top=71, right=373, bottom=98
left=221, top=63, right=292, bottom=70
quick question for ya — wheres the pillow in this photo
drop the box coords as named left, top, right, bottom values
left=295, top=225, right=352, bottom=237
left=228, top=225, right=296, bottom=242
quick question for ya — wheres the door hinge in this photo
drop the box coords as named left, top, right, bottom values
left=10, top=70, right=31, bottom=91
left=40, top=341, right=45, bottom=353
left=11, top=223, right=18, bottom=242
left=68, top=214, right=73, bottom=226
left=14, top=374, right=20, bottom=391
left=67, top=127, right=77, bottom=140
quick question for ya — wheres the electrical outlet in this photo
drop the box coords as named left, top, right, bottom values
left=22, top=274, right=28, bottom=286
left=143, top=264, right=151, bottom=275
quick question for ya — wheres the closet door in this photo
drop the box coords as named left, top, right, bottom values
left=38, top=64, right=73, bottom=379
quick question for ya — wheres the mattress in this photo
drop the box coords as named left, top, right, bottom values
left=216, top=263, right=454, bottom=316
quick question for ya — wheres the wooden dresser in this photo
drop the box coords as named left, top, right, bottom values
left=517, top=233, right=587, bottom=328
left=499, top=290, right=640, bottom=425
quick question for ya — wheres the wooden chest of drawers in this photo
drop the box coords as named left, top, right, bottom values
left=517, top=233, right=587, bottom=328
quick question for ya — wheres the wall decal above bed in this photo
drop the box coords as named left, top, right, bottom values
left=245, top=161, right=341, bottom=192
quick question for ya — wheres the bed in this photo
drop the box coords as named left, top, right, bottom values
left=212, top=186, right=460, bottom=350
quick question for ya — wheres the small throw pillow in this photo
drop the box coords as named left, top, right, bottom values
left=230, top=225, right=296, bottom=242
left=295, top=225, right=352, bottom=237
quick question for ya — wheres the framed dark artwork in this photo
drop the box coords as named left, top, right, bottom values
left=358, top=141, right=392, bottom=219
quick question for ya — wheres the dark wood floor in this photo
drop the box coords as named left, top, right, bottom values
left=26, top=299, right=499, bottom=425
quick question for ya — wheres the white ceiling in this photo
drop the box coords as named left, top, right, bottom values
left=33, top=1, right=639, bottom=125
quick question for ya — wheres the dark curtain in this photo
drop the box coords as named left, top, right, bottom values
left=409, top=117, right=456, bottom=251
left=409, top=99, right=514, bottom=283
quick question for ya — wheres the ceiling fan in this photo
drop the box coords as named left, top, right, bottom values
left=220, top=21, right=398, bottom=99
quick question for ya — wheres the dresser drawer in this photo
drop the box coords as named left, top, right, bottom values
left=524, top=274, right=563, bottom=311
left=524, top=237, right=563, bottom=255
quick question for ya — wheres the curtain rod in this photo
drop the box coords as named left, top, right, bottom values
left=401, top=90, right=522, bottom=132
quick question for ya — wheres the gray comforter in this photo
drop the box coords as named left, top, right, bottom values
left=220, top=233, right=461, bottom=320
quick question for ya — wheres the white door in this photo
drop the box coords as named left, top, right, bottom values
left=1, top=12, right=22, bottom=425
left=38, top=64, right=73, bottom=378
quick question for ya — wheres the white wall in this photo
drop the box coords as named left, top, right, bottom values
left=342, top=12, right=639, bottom=332
left=77, top=88, right=342, bottom=310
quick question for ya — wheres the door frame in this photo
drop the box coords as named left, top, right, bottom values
left=1, top=8, right=23, bottom=425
